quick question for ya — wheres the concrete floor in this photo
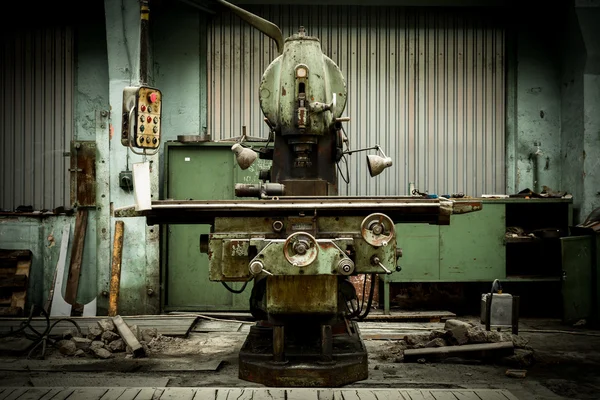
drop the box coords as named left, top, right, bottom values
left=0, top=317, right=599, bottom=400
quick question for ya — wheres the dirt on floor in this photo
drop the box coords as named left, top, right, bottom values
left=0, top=317, right=599, bottom=400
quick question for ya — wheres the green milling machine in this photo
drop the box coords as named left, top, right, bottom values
left=116, top=0, right=482, bottom=387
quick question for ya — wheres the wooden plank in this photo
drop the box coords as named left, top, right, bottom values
left=192, top=320, right=242, bottom=333
left=453, top=391, right=482, bottom=400
left=284, top=389, right=319, bottom=400
left=0, top=275, right=27, bottom=289
left=159, top=388, right=196, bottom=400
left=41, top=388, right=75, bottom=400
left=335, top=390, right=377, bottom=400
left=134, top=388, right=163, bottom=400
left=404, top=390, right=436, bottom=400
left=430, top=391, right=459, bottom=400
left=67, top=388, right=108, bottom=400
left=65, top=208, right=88, bottom=305
left=12, top=388, right=51, bottom=400
left=191, top=389, right=217, bottom=400
left=0, top=389, right=17, bottom=400
left=112, top=389, right=141, bottom=400
left=10, top=259, right=31, bottom=311
left=98, top=388, right=127, bottom=400
left=468, top=391, right=510, bottom=400
left=0, top=315, right=198, bottom=337
left=30, top=377, right=169, bottom=387
left=3, top=388, right=28, bottom=400
left=38, top=388, right=70, bottom=400
left=113, top=315, right=146, bottom=357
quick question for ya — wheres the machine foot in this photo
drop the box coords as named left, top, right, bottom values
left=238, top=320, right=368, bottom=387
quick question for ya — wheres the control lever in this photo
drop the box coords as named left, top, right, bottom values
left=250, top=260, right=273, bottom=276
left=370, top=256, right=392, bottom=274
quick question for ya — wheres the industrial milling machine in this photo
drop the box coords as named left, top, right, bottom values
left=117, top=0, right=482, bottom=387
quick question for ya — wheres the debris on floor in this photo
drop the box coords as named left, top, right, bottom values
left=54, top=316, right=158, bottom=360
left=379, top=318, right=534, bottom=367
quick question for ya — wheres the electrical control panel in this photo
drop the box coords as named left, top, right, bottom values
left=121, top=86, right=162, bottom=150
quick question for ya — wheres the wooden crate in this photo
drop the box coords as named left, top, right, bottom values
left=0, top=249, right=32, bottom=316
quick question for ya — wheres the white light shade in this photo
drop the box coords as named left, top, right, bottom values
left=231, top=143, right=258, bottom=170
left=367, top=155, right=393, bottom=177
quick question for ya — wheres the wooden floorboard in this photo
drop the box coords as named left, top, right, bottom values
left=0, top=387, right=520, bottom=400
left=0, top=315, right=198, bottom=337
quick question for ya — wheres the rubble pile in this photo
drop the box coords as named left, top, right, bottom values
left=385, top=319, right=534, bottom=367
left=56, top=319, right=158, bottom=359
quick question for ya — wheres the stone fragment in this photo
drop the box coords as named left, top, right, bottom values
left=403, top=334, right=431, bottom=348
left=467, top=328, right=496, bottom=343
left=71, top=337, right=93, bottom=350
left=101, top=331, right=121, bottom=343
left=447, top=326, right=470, bottom=346
left=74, top=349, right=85, bottom=357
left=93, top=347, right=114, bottom=359
left=108, top=339, right=126, bottom=352
left=141, top=328, right=158, bottom=343
left=90, top=341, right=105, bottom=350
left=62, top=328, right=79, bottom=340
left=505, top=369, right=527, bottom=378
left=87, top=325, right=103, bottom=340
left=98, top=319, right=115, bottom=332
left=58, top=340, right=77, bottom=356
left=425, top=338, right=447, bottom=348
left=444, top=319, right=472, bottom=331
left=504, top=349, right=535, bottom=368
left=429, top=330, right=450, bottom=341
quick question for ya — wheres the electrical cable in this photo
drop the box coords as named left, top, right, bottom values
left=356, top=273, right=376, bottom=320
left=0, top=304, right=82, bottom=359
left=221, top=280, right=250, bottom=294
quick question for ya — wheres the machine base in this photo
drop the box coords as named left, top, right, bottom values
left=238, top=320, right=369, bottom=387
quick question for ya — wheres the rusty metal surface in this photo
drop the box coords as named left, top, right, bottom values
left=266, top=275, right=337, bottom=314
left=116, top=197, right=466, bottom=226
left=108, top=220, right=124, bottom=317
left=69, top=141, right=96, bottom=207
left=238, top=320, right=368, bottom=387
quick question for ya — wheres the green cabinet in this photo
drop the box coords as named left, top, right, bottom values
left=162, top=142, right=270, bottom=312
left=383, top=198, right=572, bottom=313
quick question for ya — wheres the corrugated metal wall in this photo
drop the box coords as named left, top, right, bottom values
left=208, top=6, right=505, bottom=197
left=1, top=26, right=74, bottom=211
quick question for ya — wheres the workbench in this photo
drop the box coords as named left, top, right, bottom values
left=383, top=197, right=573, bottom=314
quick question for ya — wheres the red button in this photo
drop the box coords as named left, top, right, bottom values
left=149, top=92, right=158, bottom=103
left=140, top=105, right=146, bottom=111
left=147, top=116, right=152, bottom=123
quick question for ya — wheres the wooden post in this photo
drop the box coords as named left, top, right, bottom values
left=65, top=209, right=88, bottom=305
left=108, top=220, right=125, bottom=317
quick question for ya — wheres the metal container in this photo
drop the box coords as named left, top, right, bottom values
left=480, top=292, right=513, bottom=328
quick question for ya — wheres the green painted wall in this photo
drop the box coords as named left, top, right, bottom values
left=506, top=7, right=562, bottom=195
left=560, top=5, right=586, bottom=224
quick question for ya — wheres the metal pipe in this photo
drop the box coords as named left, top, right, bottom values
left=108, top=220, right=125, bottom=317
left=215, top=0, right=284, bottom=54
left=139, top=0, right=150, bottom=85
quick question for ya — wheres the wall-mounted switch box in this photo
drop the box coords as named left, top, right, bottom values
left=119, top=170, right=133, bottom=190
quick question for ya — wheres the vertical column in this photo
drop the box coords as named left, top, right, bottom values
left=96, top=110, right=111, bottom=315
